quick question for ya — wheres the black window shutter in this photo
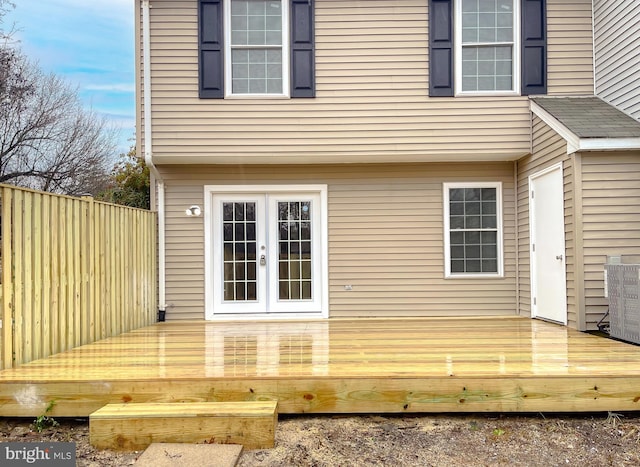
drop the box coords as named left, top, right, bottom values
left=290, top=0, right=315, bottom=98
left=521, top=0, right=547, bottom=95
left=428, top=0, right=454, bottom=97
left=199, top=0, right=224, bottom=98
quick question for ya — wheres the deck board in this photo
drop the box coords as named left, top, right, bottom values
left=1, top=317, right=640, bottom=416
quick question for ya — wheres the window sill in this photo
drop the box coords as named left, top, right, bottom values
left=454, top=91, right=521, bottom=98
left=445, top=273, right=505, bottom=279
left=224, top=94, right=291, bottom=100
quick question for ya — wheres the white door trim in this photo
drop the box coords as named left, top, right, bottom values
left=204, top=184, right=329, bottom=320
left=529, top=163, right=568, bottom=324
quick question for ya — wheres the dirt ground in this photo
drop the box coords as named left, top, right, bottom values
left=2, top=412, right=640, bottom=466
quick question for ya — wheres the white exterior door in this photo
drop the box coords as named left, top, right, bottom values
left=205, top=186, right=327, bottom=319
left=529, top=164, right=567, bottom=324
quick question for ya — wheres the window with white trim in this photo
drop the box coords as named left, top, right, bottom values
left=444, top=183, right=503, bottom=277
left=226, top=0, right=289, bottom=96
left=456, top=0, right=519, bottom=93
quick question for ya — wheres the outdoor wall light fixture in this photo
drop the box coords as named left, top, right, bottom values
left=185, top=205, right=202, bottom=217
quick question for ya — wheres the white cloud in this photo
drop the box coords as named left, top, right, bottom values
left=48, top=0, right=134, bottom=21
left=85, top=83, right=136, bottom=93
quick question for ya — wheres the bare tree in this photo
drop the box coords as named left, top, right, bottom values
left=0, top=2, right=117, bottom=196
left=0, top=0, right=13, bottom=33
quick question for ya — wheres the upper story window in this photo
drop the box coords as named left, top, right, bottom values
left=428, top=0, right=546, bottom=97
left=198, top=0, right=315, bottom=99
left=456, top=0, right=519, bottom=94
left=226, top=0, right=289, bottom=96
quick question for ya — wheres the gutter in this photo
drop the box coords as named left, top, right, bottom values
left=142, top=0, right=167, bottom=318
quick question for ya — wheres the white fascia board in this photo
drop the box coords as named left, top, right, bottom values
left=577, top=138, right=640, bottom=151
left=531, top=100, right=640, bottom=154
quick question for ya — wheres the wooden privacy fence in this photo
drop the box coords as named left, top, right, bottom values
left=0, top=184, right=157, bottom=369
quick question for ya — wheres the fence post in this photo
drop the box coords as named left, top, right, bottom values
left=81, top=196, right=94, bottom=345
left=2, top=188, right=14, bottom=369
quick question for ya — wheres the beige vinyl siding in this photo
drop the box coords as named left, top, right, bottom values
left=593, top=0, right=640, bottom=120
left=159, top=163, right=517, bottom=320
left=517, top=116, right=576, bottom=326
left=546, top=0, right=594, bottom=96
left=140, top=0, right=593, bottom=165
left=563, top=157, right=578, bottom=328
left=580, top=152, right=640, bottom=329
left=164, top=183, right=205, bottom=320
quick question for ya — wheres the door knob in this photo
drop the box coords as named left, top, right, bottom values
left=555, top=255, right=563, bottom=260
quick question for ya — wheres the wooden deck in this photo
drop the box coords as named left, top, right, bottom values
left=1, top=317, right=640, bottom=417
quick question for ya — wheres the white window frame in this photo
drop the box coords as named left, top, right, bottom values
left=454, top=0, right=521, bottom=96
left=224, top=0, right=290, bottom=98
left=443, top=182, right=504, bottom=278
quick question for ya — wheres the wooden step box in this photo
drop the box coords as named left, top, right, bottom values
left=90, top=401, right=278, bottom=451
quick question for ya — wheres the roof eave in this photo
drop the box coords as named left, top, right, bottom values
left=531, top=101, right=640, bottom=155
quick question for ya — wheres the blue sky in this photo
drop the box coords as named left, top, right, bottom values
left=6, top=0, right=135, bottom=153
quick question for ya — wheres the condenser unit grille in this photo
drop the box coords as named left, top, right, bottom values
left=606, top=256, right=640, bottom=345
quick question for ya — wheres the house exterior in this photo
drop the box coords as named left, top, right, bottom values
left=135, top=0, right=640, bottom=330
left=593, top=0, right=640, bottom=122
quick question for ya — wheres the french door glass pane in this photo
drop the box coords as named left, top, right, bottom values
left=223, top=202, right=258, bottom=301
left=278, top=201, right=312, bottom=300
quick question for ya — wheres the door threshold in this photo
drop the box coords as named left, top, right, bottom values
left=208, top=312, right=327, bottom=321
left=533, top=317, right=566, bottom=326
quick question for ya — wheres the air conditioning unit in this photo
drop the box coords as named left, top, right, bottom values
left=605, top=255, right=640, bottom=345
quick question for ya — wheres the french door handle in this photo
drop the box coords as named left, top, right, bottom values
left=260, top=254, right=266, bottom=266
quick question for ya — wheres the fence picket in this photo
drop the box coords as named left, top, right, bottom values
left=42, top=194, right=51, bottom=358
left=23, top=193, right=33, bottom=363
left=72, top=200, right=82, bottom=348
left=12, top=190, right=24, bottom=365
left=32, top=194, right=43, bottom=362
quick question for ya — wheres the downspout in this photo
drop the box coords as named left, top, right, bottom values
left=142, top=0, right=167, bottom=319
left=591, top=0, right=597, bottom=96
left=514, top=160, right=520, bottom=317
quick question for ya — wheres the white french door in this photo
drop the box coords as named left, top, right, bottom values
left=205, top=186, right=327, bottom=318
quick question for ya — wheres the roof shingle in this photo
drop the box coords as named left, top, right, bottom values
left=531, top=97, right=640, bottom=138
